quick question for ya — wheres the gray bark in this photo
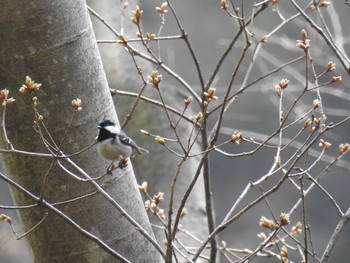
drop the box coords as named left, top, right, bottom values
left=87, top=0, right=208, bottom=256
left=0, top=0, right=162, bottom=262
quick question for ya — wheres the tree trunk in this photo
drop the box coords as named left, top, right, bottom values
left=87, top=0, right=208, bottom=259
left=0, top=0, right=162, bottom=262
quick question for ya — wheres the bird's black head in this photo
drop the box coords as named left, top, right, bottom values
left=98, top=119, right=116, bottom=128
left=97, top=119, right=117, bottom=142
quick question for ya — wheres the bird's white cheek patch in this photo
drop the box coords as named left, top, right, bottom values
left=105, top=125, right=120, bottom=134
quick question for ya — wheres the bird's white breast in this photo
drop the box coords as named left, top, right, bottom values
left=98, top=138, right=133, bottom=160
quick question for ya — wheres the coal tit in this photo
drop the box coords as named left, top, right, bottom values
left=97, top=119, right=149, bottom=160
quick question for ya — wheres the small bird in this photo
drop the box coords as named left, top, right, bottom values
left=97, top=119, right=149, bottom=161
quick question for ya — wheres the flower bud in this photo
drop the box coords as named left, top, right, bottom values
left=184, top=96, right=193, bottom=106
left=339, top=143, right=349, bottom=154
left=155, top=136, right=165, bottom=145
left=331, top=76, right=342, bottom=83
left=326, top=61, right=336, bottom=72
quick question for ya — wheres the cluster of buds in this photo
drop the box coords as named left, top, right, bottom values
left=310, top=117, right=322, bottom=132
left=146, top=33, right=156, bottom=41
left=71, top=98, right=82, bottom=111
left=117, top=34, right=128, bottom=46
left=297, top=29, right=310, bottom=51
left=153, top=192, right=164, bottom=204
left=184, top=96, right=193, bottom=106
left=314, top=117, right=322, bottom=126
left=307, top=1, right=330, bottom=10
left=319, top=139, right=332, bottom=150
left=32, top=96, right=38, bottom=108
left=339, top=143, right=349, bottom=154
left=230, top=130, right=243, bottom=145
left=148, top=70, right=162, bottom=88
left=36, top=114, right=44, bottom=123
left=331, top=76, right=342, bottom=83
left=221, top=0, right=229, bottom=10
left=260, top=35, right=268, bottom=43
left=131, top=6, right=143, bottom=25
left=145, top=193, right=165, bottom=219
left=19, top=76, right=42, bottom=94
left=290, top=221, right=302, bottom=236
left=275, top=79, right=289, bottom=97
left=260, top=213, right=289, bottom=230
left=117, top=155, right=129, bottom=168
left=138, top=181, right=148, bottom=193
left=280, top=246, right=289, bottom=263
left=326, top=61, right=336, bottom=72
left=203, top=87, right=218, bottom=101
left=145, top=200, right=157, bottom=211
left=193, top=112, right=203, bottom=122
left=156, top=2, right=168, bottom=14
left=279, top=213, right=290, bottom=226
left=259, top=216, right=277, bottom=230
left=0, top=89, right=15, bottom=109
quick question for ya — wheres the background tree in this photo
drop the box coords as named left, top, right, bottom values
left=0, top=0, right=162, bottom=262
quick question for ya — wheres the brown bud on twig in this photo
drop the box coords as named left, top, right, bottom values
left=259, top=216, right=277, bottom=230
left=141, top=129, right=150, bottom=136
left=279, top=213, right=290, bottom=226
left=148, top=70, right=162, bottom=87
left=156, top=2, right=168, bottom=14
left=117, top=35, right=128, bottom=45
left=280, top=246, right=289, bottom=260
left=184, top=96, right=193, bottom=106
left=260, top=35, right=268, bottom=43
left=19, top=76, right=42, bottom=94
left=319, top=139, right=332, bottom=150
left=203, top=87, right=218, bottom=101
left=331, top=76, right=342, bottom=83
left=279, top=79, right=289, bottom=90
left=313, top=99, right=320, bottom=109
left=71, top=98, right=82, bottom=111
left=230, top=131, right=243, bottom=144
left=326, top=61, right=336, bottom=72
left=131, top=6, right=143, bottom=25
left=180, top=208, right=188, bottom=218
left=320, top=1, right=331, bottom=7
left=291, top=222, right=302, bottom=236
left=221, top=0, right=228, bottom=10
left=297, top=29, right=310, bottom=51
left=304, top=119, right=312, bottom=129
left=138, top=181, right=148, bottom=193
left=0, top=89, right=15, bottom=108
left=155, top=136, right=165, bottom=145
left=193, top=112, right=203, bottom=121
left=153, top=192, right=164, bottom=204
left=0, top=214, right=12, bottom=223
left=339, top=143, right=349, bottom=154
